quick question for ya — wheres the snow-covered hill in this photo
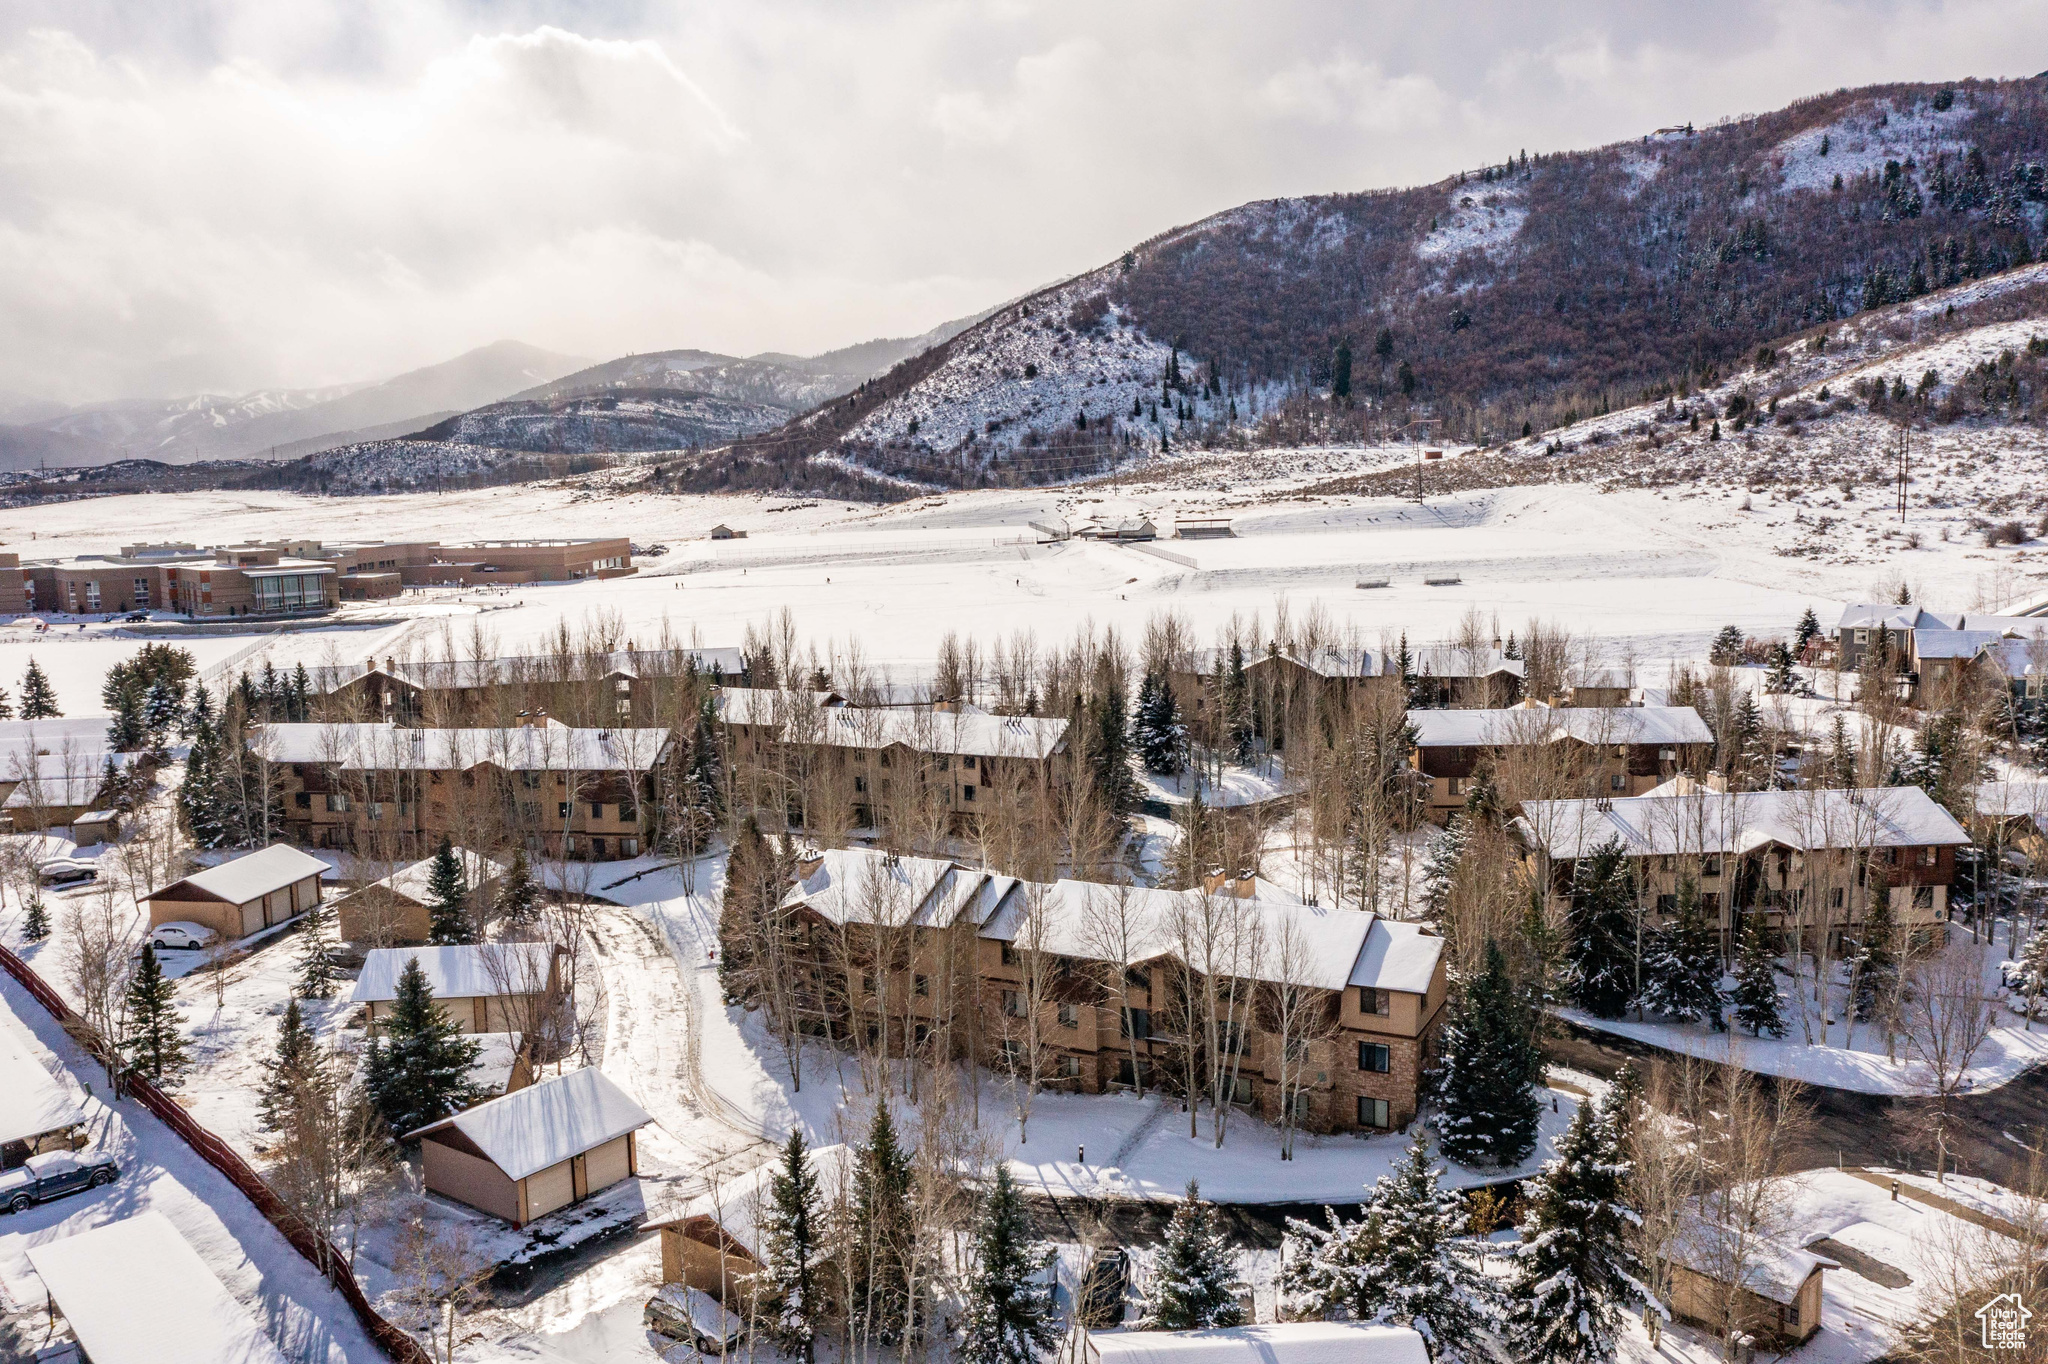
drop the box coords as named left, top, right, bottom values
left=411, top=388, right=794, bottom=454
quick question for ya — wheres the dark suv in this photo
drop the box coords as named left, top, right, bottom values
left=0, top=1151, right=119, bottom=1213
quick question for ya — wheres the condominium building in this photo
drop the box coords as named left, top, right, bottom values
left=1408, top=704, right=1713, bottom=821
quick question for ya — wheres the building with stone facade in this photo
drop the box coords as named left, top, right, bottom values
left=1408, top=703, right=1713, bottom=821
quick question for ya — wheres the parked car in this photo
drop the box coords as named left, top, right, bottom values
left=644, top=1285, right=744, bottom=1353
left=35, top=858, right=98, bottom=888
left=0, top=1151, right=119, bottom=1214
left=148, top=921, right=218, bottom=952
left=123, top=611, right=149, bottom=622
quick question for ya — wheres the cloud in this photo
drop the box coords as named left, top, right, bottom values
left=1, top=1, right=2044, bottom=402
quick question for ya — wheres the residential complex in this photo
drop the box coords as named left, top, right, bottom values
left=1408, top=703, right=1714, bottom=820
left=773, top=847, right=1448, bottom=1135
left=0, top=536, right=633, bottom=619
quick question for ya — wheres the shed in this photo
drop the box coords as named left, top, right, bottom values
left=1081, top=1322, right=1428, bottom=1364
left=144, top=844, right=328, bottom=941
left=1665, top=1223, right=1829, bottom=1347
left=0, top=1028, right=88, bottom=1168
left=406, top=1067, right=651, bottom=1226
left=352, top=942, right=559, bottom=1036
left=652, top=1143, right=850, bottom=1302
left=709, top=525, right=746, bottom=540
left=25, top=1211, right=290, bottom=1364
left=332, top=848, right=507, bottom=946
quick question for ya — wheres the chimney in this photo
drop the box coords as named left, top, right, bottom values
left=795, top=846, right=825, bottom=881
left=1231, top=873, right=1257, bottom=899
left=1201, top=867, right=1227, bottom=896
left=385, top=656, right=396, bottom=673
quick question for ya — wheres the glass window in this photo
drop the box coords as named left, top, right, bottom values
left=1360, top=987, right=1391, bottom=1016
left=1358, top=1096, right=1391, bottom=1128
left=1358, top=1042, right=1391, bottom=1073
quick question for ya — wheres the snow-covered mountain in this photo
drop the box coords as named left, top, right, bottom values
left=701, top=77, right=2048, bottom=491
left=411, top=389, right=794, bottom=454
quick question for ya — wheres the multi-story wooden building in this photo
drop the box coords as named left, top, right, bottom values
left=255, top=719, right=674, bottom=861
left=1408, top=704, right=1713, bottom=821
left=1514, top=784, right=1971, bottom=953
left=308, top=647, right=745, bottom=726
left=772, top=848, right=1447, bottom=1135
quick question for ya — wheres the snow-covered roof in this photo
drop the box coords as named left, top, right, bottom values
left=1406, top=705, right=1710, bottom=748
left=1516, top=786, right=1972, bottom=860
left=1085, top=1323, right=1428, bottom=1364
left=1912, top=629, right=2005, bottom=660
left=714, top=688, right=843, bottom=727
left=149, top=844, right=328, bottom=906
left=657, top=1143, right=850, bottom=1258
left=352, top=942, right=556, bottom=1003
left=1348, top=919, right=1445, bottom=995
left=405, top=1066, right=651, bottom=1182
left=341, top=848, right=509, bottom=907
left=1985, top=637, right=2048, bottom=681
left=306, top=647, right=746, bottom=695
left=1976, top=781, right=2048, bottom=827
left=1185, top=647, right=1391, bottom=679
left=1412, top=644, right=1527, bottom=680
left=25, top=1212, right=290, bottom=1364
left=0, top=718, right=123, bottom=774
left=813, top=705, right=1070, bottom=759
left=0, top=1027, right=87, bottom=1145
left=1666, top=1221, right=1827, bottom=1305
left=254, top=721, right=672, bottom=772
left=4, top=773, right=112, bottom=808
left=1837, top=603, right=1961, bottom=632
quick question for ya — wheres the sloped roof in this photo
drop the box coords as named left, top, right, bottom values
left=1411, top=644, right=1527, bottom=680
left=352, top=942, right=556, bottom=1003
left=1085, top=1323, right=1429, bottom=1364
left=714, top=688, right=844, bottom=727
left=1348, top=919, right=1444, bottom=995
left=653, top=1143, right=851, bottom=1259
left=0, top=1026, right=87, bottom=1146
left=307, top=647, right=746, bottom=695
left=1407, top=705, right=1711, bottom=748
left=340, top=848, right=508, bottom=908
left=254, top=721, right=671, bottom=772
left=149, top=844, right=328, bottom=906
left=26, top=1212, right=290, bottom=1364
left=1912, top=629, right=2004, bottom=660
left=1666, top=1221, right=1828, bottom=1306
left=1837, top=603, right=1961, bottom=632
left=813, top=705, right=1069, bottom=759
left=405, top=1066, right=651, bottom=1182
left=1516, top=786, right=1971, bottom=860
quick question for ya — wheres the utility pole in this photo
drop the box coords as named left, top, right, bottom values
left=1895, top=420, right=1910, bottom=522
left=1396, top=418, right=1440, bottom=505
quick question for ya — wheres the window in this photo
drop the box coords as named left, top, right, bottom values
left=1359, top=987, right=1391, bottom=1016
left=621, top=838, right=639, bottom=856
left=1057, top=1054, right=1082, bottom=1079
left=963, top=785, right=976, bottom=801
left=1000, top=943, right=1019, bottom=967
left=1703, top=856, right=1722, bottom=877
left=1115, top=1057, right=1150, bottom=1087
left=862, top=973, right=879, bottom=996
left=1830, top=887, right=1844, bottom=908
left=328, top=793, right=350, bottom=812
left=1918, top=846, right=1937, bottom=867
left=294, top=792, right=311, bottom=809
left=1057, top=1003, right=1079, bottom=1029
left=1610, top=773, right=1626, bottom=791
left=85, top=582, right=101, bottom=610
left=367, top=802, right=383, bottom=820
left=521, top=772, right=541, bottom=789
left=1000, top=1039, right=1020, bottom=1065
left=1656, top=893, right=1677, bottom=915
left=558, top=802, right=569, bottom=818
left=1447, top=776, right=1463, bottom=796
left=913, top=974, right=930, bottom=997
left=520, top=801, right=539, bottom=821
left=963, top=755, right=977, bottom=770
left=1002, top=990, right=1025, bottom=1018
left=1358, top=1042, right=1391, bottom=1073
left=1358, top=1096, right=1391, bottom=1128
left=591, top=837, right=606, bottom=857
left=133, top=578, right=150, bottom=606
left=1120, top=1008, right=1151, bottom=1040
left=854, top=775, right=868, bottom=794
left=1229, top=1075, right=1254, bottom=1105
left=590, top=802, right=604, bottom=819
left=1855, top=628, right=1869, bottom=644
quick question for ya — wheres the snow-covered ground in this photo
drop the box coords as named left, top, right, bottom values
left=0, top=975, right=386, bottom=1362
left=1556, top=930, right=2048, bottom=1096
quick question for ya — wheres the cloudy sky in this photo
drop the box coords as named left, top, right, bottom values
left=3, top=0, right=2043, bottom=403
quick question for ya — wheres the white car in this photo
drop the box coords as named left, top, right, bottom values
left=148, top=922, right=218, bottom=952
left=35, top=858, right=98, bottom=887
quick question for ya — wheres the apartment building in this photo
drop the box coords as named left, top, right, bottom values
left=309, top=646, right=746, bottom=726
left=255, top=719, right=674, bottom=860
left=716, top=689, right=1071, bottom=830
left=8, top=535, right=634, bottom=619
left=775, top=848, right=1447, bottom=1134
left=1514, top=784, right=1971, bottom=953
left=1408, top=704, right=1713, bottom=821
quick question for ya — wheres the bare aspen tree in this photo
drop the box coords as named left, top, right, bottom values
left=62, top=886, right=139, bottom=1085
left=1263, top=912, right=1337, bottom=1159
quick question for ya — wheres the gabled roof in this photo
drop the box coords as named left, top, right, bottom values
left=25, top=1212, right=290, bottom=1364
left=1515, top=786, right=1972, bottom=860
left=0, top=1026, right=86, bottom=1146
left=1666, top=1220, right=1828, bottom=1305
left=340, top=848, right=508, bottom=908
left=1407, top=705, right=1711, bottom=748
left=306, top=647, right=746, bottom=695
left=1348, top=919, right=1444, bottom=995
left=810, top=705, right=1069, bottom=759
left=1411, top=644, right=1527, bottom=680
left=652, top=1143, right=851, bottom=1259
left=254, top=722, right=671, bottom=771
left=1912, top=629, right=2005, bottom=660
left=149, top=844, right=328, bottom=906
left=1837, top=603, right=1961, bottom=632
left=1185, top=646, right=1391, bottom=679
left=352, top=942, right=556, bottom=1003
left=714, top=688, right=844, bottom=727
left=405, top=1067, right=652, bottom=1181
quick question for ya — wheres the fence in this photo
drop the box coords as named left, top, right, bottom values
left=198, top=626, right=286, bottom=684
left=0, top=944, right=432, bottom=1364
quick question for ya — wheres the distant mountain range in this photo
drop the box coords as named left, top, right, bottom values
left=679, top=75, right=2048, bottom=493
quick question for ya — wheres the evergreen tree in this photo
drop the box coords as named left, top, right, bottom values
left=1639, top=878, right=1724, bottom=1030
left=424, top=837, right=472, bottom=945
left=851, top=1104, right=916, bottom=1344
left=1421, top=815, right=1468, bottom=919
left=362, top=957, right=485, bottom=1142
left=719, top=817, right=775, bottom=1005
left=290, top=663, right=312, bottom=723
left=1794, top=607, right=1821, bottom=654
left=756, top=1129, right=827, bottom=1363
left=1730, top=918, right=1787, bottom=1037
left=176, top=706, right=231, bottom=848
left=1396, top=632, right=1416, bottom=703
left=107, top=686, right=147, bottom=752
left=121, top=945, right=190, bottom=1086
left=19, top=658, right=60, bottom=718
left=1282, top=1139, right=1498, bottom=1361
left=1432, top=940, right=1544, bottom=1168
left=21, top=889, right=50, bottom=941
left=0, top=682, right=12, bottom=720
left=2009, top=924, right=2048, bottom=1028
left=1707, top=625, right=1743, bottom=667
left=1089, top=684, right=1138, bottom=816
left=143, top=677, right=184, bottom=746
left=258, top=999, right=318, bottom=1131
left=1567, top=839, right=1637, bottom=1018
left=957, top=1164, right=1056, bottom=1364
left=1502, top=1094, right=1646, bottom=1364
left=1763, top=641, right=1798, bottom=695
left=1331, top=338, right=1353, bottom=401
left=1133, top=671, right=1186, bottom=775
left=1223, top=642, right=1252, bottom=762
left=1143, top=1181, right=1243, bottom=1330
left=294, top=899, right=339, bottom=998
left=688, top=692, right=725, bottom=818
left=1826, top=714, right=1859, bottom=788
left=493, top=847, right=539, bottom=927
left=1851, top=890, right=1900, bottom=1023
